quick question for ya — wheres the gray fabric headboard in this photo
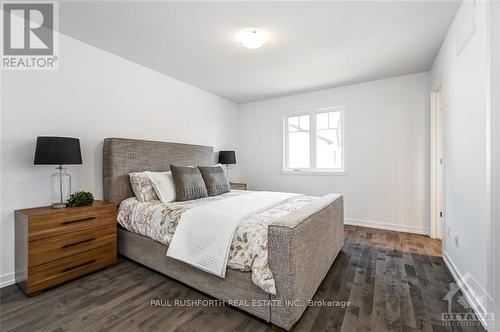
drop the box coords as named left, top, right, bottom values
left=103, top=138, right=214, bottom=205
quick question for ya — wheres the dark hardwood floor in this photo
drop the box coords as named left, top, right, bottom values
left=0, top=226, right=485, bottom=332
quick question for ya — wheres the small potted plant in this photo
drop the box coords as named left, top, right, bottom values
left=66, top=191, right=94, bottom=207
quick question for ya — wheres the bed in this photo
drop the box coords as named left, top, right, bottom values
left=103, top=137, right=344, bottom=330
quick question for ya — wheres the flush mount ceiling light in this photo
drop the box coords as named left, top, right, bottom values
left=236, top=28, right=269, bottom=49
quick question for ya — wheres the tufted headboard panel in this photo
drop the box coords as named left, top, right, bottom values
left=103, top=138, right=214, bottom=205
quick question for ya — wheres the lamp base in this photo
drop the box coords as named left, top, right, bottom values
left=51, top=165, right=71, bottom=209
left=52, top=202, right=66, bottom=209
left=223, top=164, right=231, bottom=182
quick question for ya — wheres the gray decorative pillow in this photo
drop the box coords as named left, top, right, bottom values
left=198, top=165, right=230, bottom=196
left=170, top=165, right=208, bottom=201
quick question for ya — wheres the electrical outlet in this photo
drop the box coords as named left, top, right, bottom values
left=454, top=234, right=460, bottom=247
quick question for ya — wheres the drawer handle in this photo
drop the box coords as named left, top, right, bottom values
left=61, top=259, right=96, bottom=273
left=61, top=216, right=96, bottom=225
left=61, top=237, right=96, bottom=249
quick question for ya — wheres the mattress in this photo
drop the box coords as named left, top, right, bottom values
left=117, top=190, right=317, bottom=294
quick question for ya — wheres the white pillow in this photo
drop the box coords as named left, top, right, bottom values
left=145, top=171, right=176, bottom=203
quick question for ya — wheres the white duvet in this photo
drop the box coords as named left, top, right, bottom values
left=166, top=191, right=300, bottom=278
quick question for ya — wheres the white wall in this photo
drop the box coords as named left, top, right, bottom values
left=238, top=72, right=430, bottom=234
left=430, top=1, right=491, bottom=323
left=0, top=34, right=240, bottom=286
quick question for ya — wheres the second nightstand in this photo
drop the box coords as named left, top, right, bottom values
left=230, top=182, right=247, bottom=190
left=15, top=201, right=117, bottom=296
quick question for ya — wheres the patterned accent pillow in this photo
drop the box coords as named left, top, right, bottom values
left=129, top=172, right=159, bottom=202
left=198, top=165, right=230, bottom=196
left=170, top=165, right=208, bottom=201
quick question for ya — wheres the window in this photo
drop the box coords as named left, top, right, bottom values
left=283, top=106, right=345, bottom=173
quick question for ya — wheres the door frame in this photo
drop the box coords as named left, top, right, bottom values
left=488, top=0, right=500, bottom=329
left=430, top=85, right=444, bottom=240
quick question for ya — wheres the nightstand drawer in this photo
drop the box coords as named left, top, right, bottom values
left=28, top=226, right=116, bottom=267
left=28, top=208, right=116, bottom=241
left=27, top=244, right=116, bottom=294
left=16, top=201, right=117, bottom=295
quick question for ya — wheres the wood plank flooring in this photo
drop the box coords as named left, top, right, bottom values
left=0, top=226, right=485, bottom=332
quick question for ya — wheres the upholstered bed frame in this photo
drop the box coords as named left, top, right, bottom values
left=103, top=137, right=344, bottom=330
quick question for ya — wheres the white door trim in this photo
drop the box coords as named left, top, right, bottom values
left=430, top=86, right=444, bottom=240
left=487, top=1, right=500, bottom=329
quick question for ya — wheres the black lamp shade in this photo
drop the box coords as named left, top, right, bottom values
left=218, top=151, right=236, bottom=165
left=34, top=137, right=82, bottom=165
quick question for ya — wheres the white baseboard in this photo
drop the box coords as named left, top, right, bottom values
left=345, top=218, right=429, bottom=235
left=443, top=253, right=488, bottom=329
left=0, top=272, right=15, bottom=288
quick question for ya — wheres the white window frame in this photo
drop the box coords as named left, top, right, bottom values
left=282, top=106, right=347, bottom=175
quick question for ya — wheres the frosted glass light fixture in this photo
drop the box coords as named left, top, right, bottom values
left=236, top=28, right=269, bottom=49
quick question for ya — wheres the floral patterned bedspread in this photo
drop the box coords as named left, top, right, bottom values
left=117, top=190, right=316, bottom=294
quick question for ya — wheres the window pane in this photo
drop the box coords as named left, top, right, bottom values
left=288, top=116, right=299, bottom=132
left=288, top=115, right=309, bottom=132
left=316, top=128, right=342, bottom=169
left=299, top=115, right=309, bottom=130
left=288, top=132, right=310, bottom=168
left=317, top=112, right=329, bottom=129
left=329, top=111, right=341, bottom=128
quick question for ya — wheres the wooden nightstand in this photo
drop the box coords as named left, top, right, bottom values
left=15, top=201, right=117, bottom=296
left=230, top=182, right=247, bottom=190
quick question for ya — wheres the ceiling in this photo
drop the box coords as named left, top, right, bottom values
left=59, top=1, right=460, bottom=104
